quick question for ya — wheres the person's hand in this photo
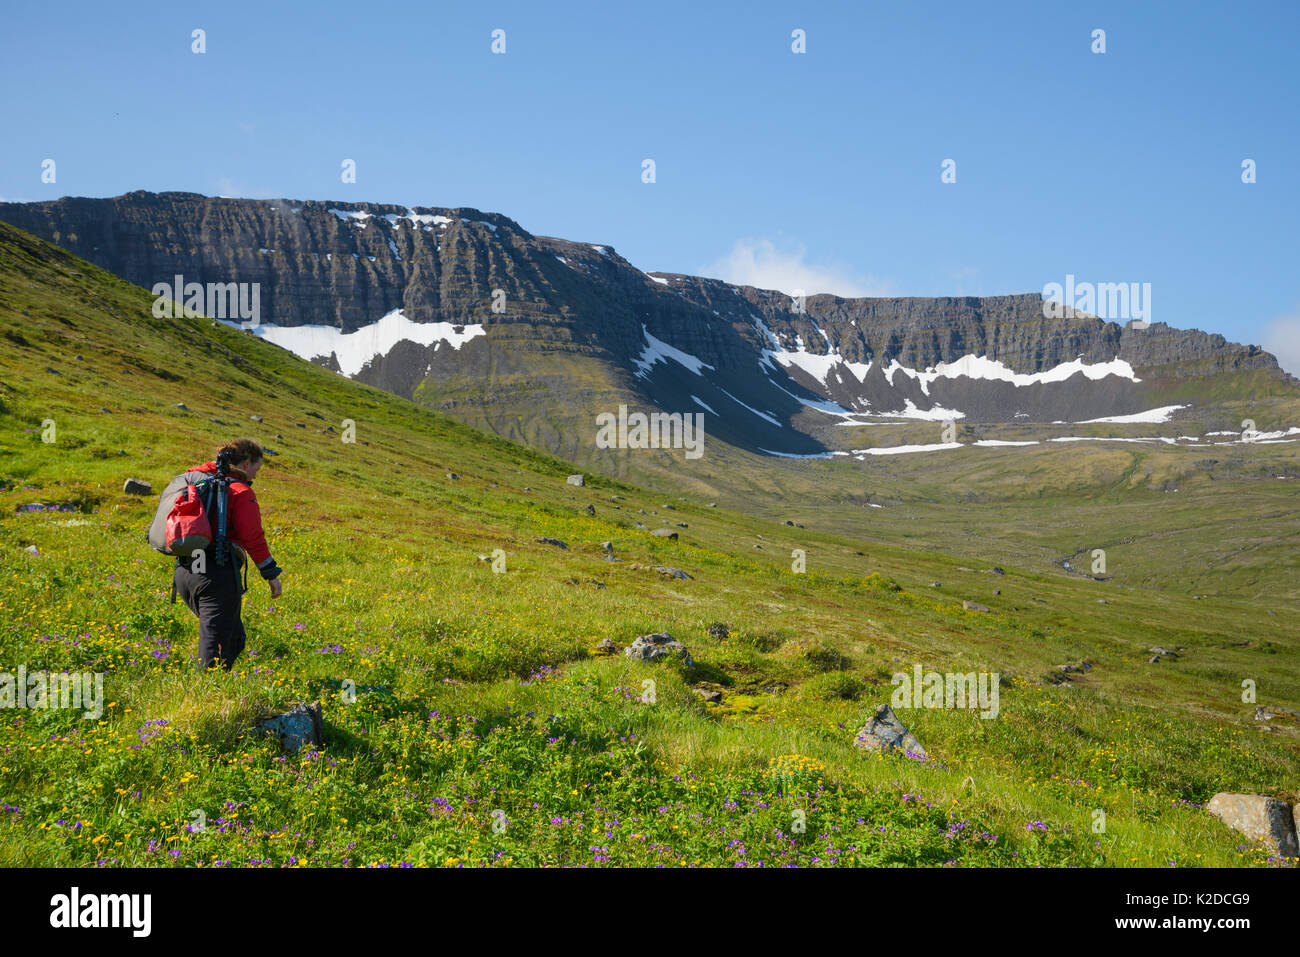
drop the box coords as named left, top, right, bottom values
left=269, top=577, right=283, bottom=599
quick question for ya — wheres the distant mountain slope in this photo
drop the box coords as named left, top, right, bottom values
left=1, top=192, right=1293, bottom=460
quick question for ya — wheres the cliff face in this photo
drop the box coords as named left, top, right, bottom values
left=662, top=278, right=1276, bottom=377
left=0, top=191, right=1288, bottom=457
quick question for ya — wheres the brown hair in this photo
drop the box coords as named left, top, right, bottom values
left=217, top=438, right=264, bottom=465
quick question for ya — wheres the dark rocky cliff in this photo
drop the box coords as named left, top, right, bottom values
left=0, top=191, right=1288, bottom=457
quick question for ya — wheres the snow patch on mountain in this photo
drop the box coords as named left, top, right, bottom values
left=719, top=387, right=781, bottom=426
left=1075, top=405, right=1186, bottom=424
left=853, top=442, right=965, bottom=456
left=328, top=208, right=371, bottom=227
left=223, top=309, right=484, bottom=376
left=632, top=326, right=715, bottom=378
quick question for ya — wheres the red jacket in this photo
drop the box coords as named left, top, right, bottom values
left=189, top=461, right=280, bottom=577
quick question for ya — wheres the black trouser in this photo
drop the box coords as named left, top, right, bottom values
left=174, top=556, right=247, bottom=671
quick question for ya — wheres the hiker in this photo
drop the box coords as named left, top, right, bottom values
left=171, top=439, right=283, bottom=670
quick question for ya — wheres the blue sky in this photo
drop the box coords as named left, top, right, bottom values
left=2, top=0, right=1297, bottom=371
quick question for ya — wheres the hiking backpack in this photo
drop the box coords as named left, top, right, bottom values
left=148, top=453, right=235, bottom=565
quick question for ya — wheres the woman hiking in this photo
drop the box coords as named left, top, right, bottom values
left=172, top=438, right=283, bottom=670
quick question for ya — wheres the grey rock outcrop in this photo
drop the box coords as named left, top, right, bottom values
left=259, top=702, right=323, bottom=754
left=853, top=704, right=927, bottom=758
left=624, top=633, right=693, bottom=668
left=1205, top=793, right=1299, bottom=857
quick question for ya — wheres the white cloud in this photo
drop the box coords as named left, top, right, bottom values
left=1261, top=307, right=1300, bottom=377
left=701, top=238, right=894, bottom=299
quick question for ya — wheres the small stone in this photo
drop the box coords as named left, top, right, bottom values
left=123, top=478, right=152, bottom=495
left=566, top=474, right=585, bottom=487
left=962, top=600, right=989, bottom=612
left=706, top=623, right=730, bottom=640
left=174, top=402, right=188, bottom=410
left=446, top=473, right=459, bottom=480
left=601, top=541, right=613, bottom=551
left=536, top=538, right=567, bottom=549
left=652, top=566, right=692, bottom=580
left=250, top=414, right=263, bottom=422
left=584, top=504, right=596, bottom=516
left=23, top=545, right=40, bottom=557
left=694, top=688, right=723, bottom=704
left=930, top=582, right=941, bottom=588
left=595, top=638, right=619, bottom=655
left=651, top=529, right=678, bottom=540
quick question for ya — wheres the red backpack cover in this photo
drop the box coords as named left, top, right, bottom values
left=164, top=483, right=213, bottom=556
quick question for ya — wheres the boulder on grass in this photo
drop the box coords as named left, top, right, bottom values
left=567, top=474, right=585, bottom=487
left=123, top=478, right=152, bottom=495
left=259, top=702, right=323, bottom=755
left=624, top=633, right=693, bottom=668
left=1205, top=793, right=1299, bottom=857
left=853, top=704, right=927, bottom=759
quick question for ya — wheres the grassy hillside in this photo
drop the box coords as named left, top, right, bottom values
left=0, top=221, right=1296, bottom=868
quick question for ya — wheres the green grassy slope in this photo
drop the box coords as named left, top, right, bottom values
left=0, top=221, right=1296, bottom=868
